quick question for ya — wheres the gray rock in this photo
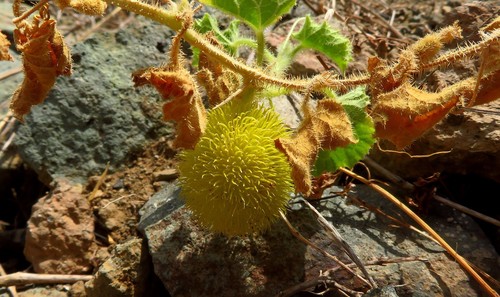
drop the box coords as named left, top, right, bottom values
left=13, top=16, right=175, bottom=184
left=363, top=286, right=399, bottom=297
left=139, top=183, right=498, bottom=296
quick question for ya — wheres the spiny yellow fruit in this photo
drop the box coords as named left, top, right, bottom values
left=178, top=102, right=293, bottom=236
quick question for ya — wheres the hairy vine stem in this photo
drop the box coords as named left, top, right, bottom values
left=420, top=29, right=500, bottom=71
left=104, top=0, right=372, bottom=92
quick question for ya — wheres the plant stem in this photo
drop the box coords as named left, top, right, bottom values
left=255, top=29, right=265, bottom=65
left=12, top=0, right=49, bottom=22
left=105, top=0, right=301, bottom=88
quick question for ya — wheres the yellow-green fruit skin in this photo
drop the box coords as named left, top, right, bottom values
left=178, top=103, right=293, bottom=236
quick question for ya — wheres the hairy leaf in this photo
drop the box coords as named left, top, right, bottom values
left=372, top=83, right=464, bottom=149
left=471, top=19, right=500, bottom=106
left=0, top=32, right=13, bottom=61
left=314, top=88, right=375, bottom=174
left=195, top=13, right=241, bottom=54
left=198, top=0, right=296, bottom=31
left=275, top=99, right=356, bottom=196
left=193, top=14, right=244, bottom=67
left=10, top=12, right=72, bottom=120
left=293, top=15, right=352, bottom=72
left=133, top=67, right=207, bottom=149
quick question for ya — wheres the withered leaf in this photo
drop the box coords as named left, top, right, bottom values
left=10, top=14, right=72, bottom=120
left=196, top=50, right=241, bottom=106
left=470, top=21, right=500, bottom=106
left=133, top=67, right=207, bottom=149
left=473, top=70, right=500, bottom=106
left=54, top=0, right=107, bottom=15
left=0, top=31, right=13, bottom=61
left=372, top=83, right=465, bottom=149
left=275, top=99, right=356, bottom=196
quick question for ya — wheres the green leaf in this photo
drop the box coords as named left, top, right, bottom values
left=313, top=88, right=375, bottom=175
left=195, top=14, right=242, bottom=55
left=193, top=14, right=244, bottom=67
left=198, top=0, right=296, bottom=31
left=293, top=15, right=352, bottom=72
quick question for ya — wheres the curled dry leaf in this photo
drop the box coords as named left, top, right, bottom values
left=196, top=49, right=241, bottom=106
left=54, top=0, right=107, bottom=15
left=372, top=82, right=467, bottom=149
left=275, top=99, right=356, bottom=196
left=10, top=10, right=72, bottom=120
left=0, top=31, right=13, bottom=61
left=369, top=20, right=500, bottom=148
left=133, top=67, right=207, bottom=149
left=471, top=19, right=500, bottom=106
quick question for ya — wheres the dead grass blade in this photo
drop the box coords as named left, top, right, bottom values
left=338, top=167, right=499, bottom=297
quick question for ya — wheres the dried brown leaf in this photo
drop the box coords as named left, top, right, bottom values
left=196, top=51, right=241, bottom=106
left=54, top=0, right=107, bottom=15
left=0, top=32, right=13, bottom=61
left=372, top=82, right=468, bottom=149
left=10, top=12, right=72, bottom=120
left=275, top=99, right=356, bottom=196
left=473, top=70, right=500, bottom=106
left=133, top=67, right=207, bottom=149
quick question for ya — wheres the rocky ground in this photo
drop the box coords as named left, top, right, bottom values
left=0, top=0, right=499, bottom=296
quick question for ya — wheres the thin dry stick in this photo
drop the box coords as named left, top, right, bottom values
left=1, top=132, right=16, bottom=153
left=0, top=67, right=23, bottom=81
left=301, top=199, right=377, bottom=288
left=74, top=7, right=123, bottom=43
left=102, top=194, right=136, bottom=209
left=0, top=113, right=13, bottom=136
left=363, top=157, right=500, bottom=227
left=279, top=211, right=372, bottom=288
left=350, top=0, right=405, bottom=40
left=0, top=264, right=18, bottom=297
left=0, top=272, right=92, bottom=287
left=338, top=167, right=499, bottom=297
left=347, top=193, right=436, bottom=242
left=12, top=0, right=49, bottom=21
left=329, top=281, right=363, bottom=297
left=468, top=46, right=489, bottom=107
left=280, top=256, right=425, bottom=297
left=386, top=9, right=396, bottom=38
left=87, top=163, right=110, bottom=202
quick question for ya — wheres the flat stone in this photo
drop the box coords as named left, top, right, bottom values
left=139, top=183, right=498, bottom=296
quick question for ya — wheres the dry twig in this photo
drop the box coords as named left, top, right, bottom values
left=279, top=211, right=372, bottom=289
left=0, top=272, right=92, bottom=287
left=363, top=157, right=500, bottom=227
left=301, top=198, right=377, bottom=288
left=338, top=167, right=499, bottom=297
left=0, top=264, right=18, bottom=297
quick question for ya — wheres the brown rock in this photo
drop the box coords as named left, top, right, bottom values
left=85, top=238, right=166, bottom=297
left=24, top=179, right=96, bottom=274
left=152, top=168, right=178, bottom=182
